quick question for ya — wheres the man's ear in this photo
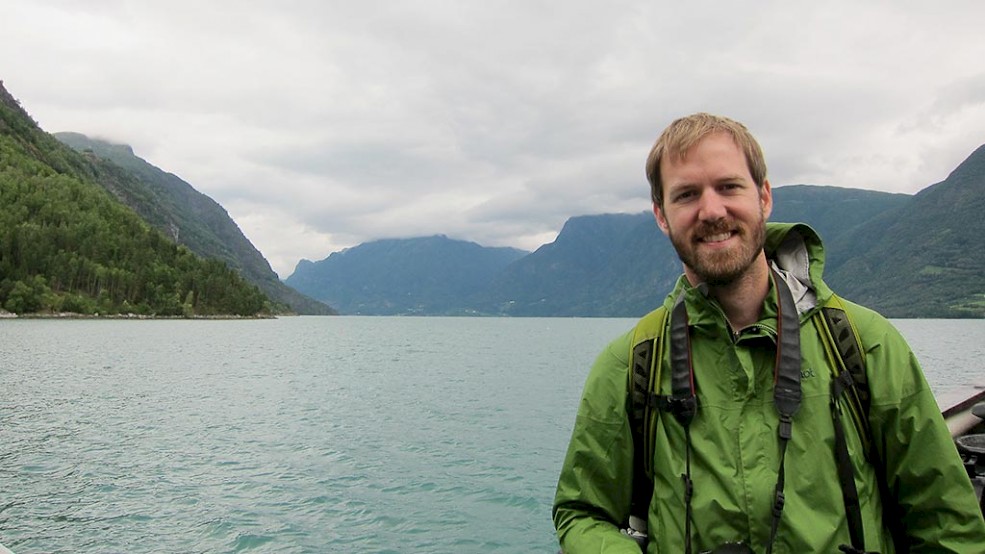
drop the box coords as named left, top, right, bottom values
left=653, top=202, right=670, bottom=235
left=760, top=179, right=773, bottom=220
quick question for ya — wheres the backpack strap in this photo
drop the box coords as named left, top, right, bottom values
left=815, top=294, right=872, bottom=457
left=627, top=305, right=669, bottom=535
left=815, top=295, right=897, bottom=553
left=667, top=293, right=698, bottom=554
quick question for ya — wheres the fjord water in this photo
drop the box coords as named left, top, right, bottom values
left=1, top=317, right=983, bottom=553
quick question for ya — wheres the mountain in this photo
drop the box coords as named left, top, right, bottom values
left=472, top=185, right=913, bottom=317
left=53, top=132, right=335, bottom=315
left=827, top=145, right=985, bottom=317
left=286, top=235, right=527, bottom=315
left=7, top=78, right=977, bottom=318
left=770, top=185, right=911, bottom=271
left=470, top=213, right=676, bottom=316
left=0, top=81, right=271, bottom=316
left=286, top=168, right=985, bottom=319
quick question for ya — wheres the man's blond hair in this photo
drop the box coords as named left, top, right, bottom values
left=645, top=113, right=767, bottom=207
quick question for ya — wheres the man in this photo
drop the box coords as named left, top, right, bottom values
left=553, top=113, right=985, bottom=553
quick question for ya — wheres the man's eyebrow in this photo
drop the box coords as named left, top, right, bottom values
left=665, top=181, right=697, bottom=193
left=668, top=174, right=747, bottom=190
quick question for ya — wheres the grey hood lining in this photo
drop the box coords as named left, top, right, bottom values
left=769, top=229, right=817, bottom=316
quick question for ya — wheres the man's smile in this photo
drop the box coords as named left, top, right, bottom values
left=699, top=231, right=734, bottom=244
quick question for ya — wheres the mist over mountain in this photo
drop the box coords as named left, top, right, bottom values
left=54, top=132, right=335, bottom=315
left=0, top=81, right=278, bottom=316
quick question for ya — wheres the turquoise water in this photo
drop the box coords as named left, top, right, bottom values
left=0, top=317, right=633, bottom=553
left=1, top=317, right=983, bottom=553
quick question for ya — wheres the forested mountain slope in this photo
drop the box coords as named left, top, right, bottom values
left=54, top=132, right=335, bottom=315
left=0, top=81, right=272, bottom=316
left=827, top=145, right=985, bottom=317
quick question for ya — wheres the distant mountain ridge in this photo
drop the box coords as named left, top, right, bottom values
left=286, top=235, right=527, bottom=315
left=287, top=168, right=983, bottom=318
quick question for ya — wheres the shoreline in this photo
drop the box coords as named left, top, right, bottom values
left=0, top=311, right=278, bottom=320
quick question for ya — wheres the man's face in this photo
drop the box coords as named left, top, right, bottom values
left=653, top=132, right=772, bottom=286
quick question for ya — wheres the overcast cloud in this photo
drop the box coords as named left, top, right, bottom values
left=3, top=1, right=984, bottom=277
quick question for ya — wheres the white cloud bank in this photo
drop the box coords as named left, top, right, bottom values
left=2, top=0, right=984, bottom=276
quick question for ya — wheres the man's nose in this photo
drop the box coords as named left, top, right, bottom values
left=697, top=190, right=728, bottom=221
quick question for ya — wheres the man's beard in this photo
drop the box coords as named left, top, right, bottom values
left=667, top=211, right=767, bottom=286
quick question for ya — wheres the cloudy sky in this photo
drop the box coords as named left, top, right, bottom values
left=3, top=1, right=984, bottom=277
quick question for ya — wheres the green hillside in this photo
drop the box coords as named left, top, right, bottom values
left=0, top=81, right=272, bottom=317
left=54, top=132, right=335, bottom=315
left=827, top=145, right=985, bottom=317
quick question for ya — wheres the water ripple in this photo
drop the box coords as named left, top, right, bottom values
left=2, top=317, right=976, bottom=552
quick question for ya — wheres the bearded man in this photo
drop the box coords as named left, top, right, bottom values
left=553, top=113, right=985, bottom=553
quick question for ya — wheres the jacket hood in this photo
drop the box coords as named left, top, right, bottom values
left=765, top=222, right=833, bottom=314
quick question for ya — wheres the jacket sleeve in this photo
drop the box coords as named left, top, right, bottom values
left=553, top=332, right=643, bottom=554
left=859, top=310, right=985, bottom=552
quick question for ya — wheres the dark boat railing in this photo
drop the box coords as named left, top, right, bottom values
left=944, top=388, right=985, bottom=438
left=945, top=388, right=985, bottom=516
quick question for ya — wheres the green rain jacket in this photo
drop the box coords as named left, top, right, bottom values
left=554, top=223, right=985, bottom=553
